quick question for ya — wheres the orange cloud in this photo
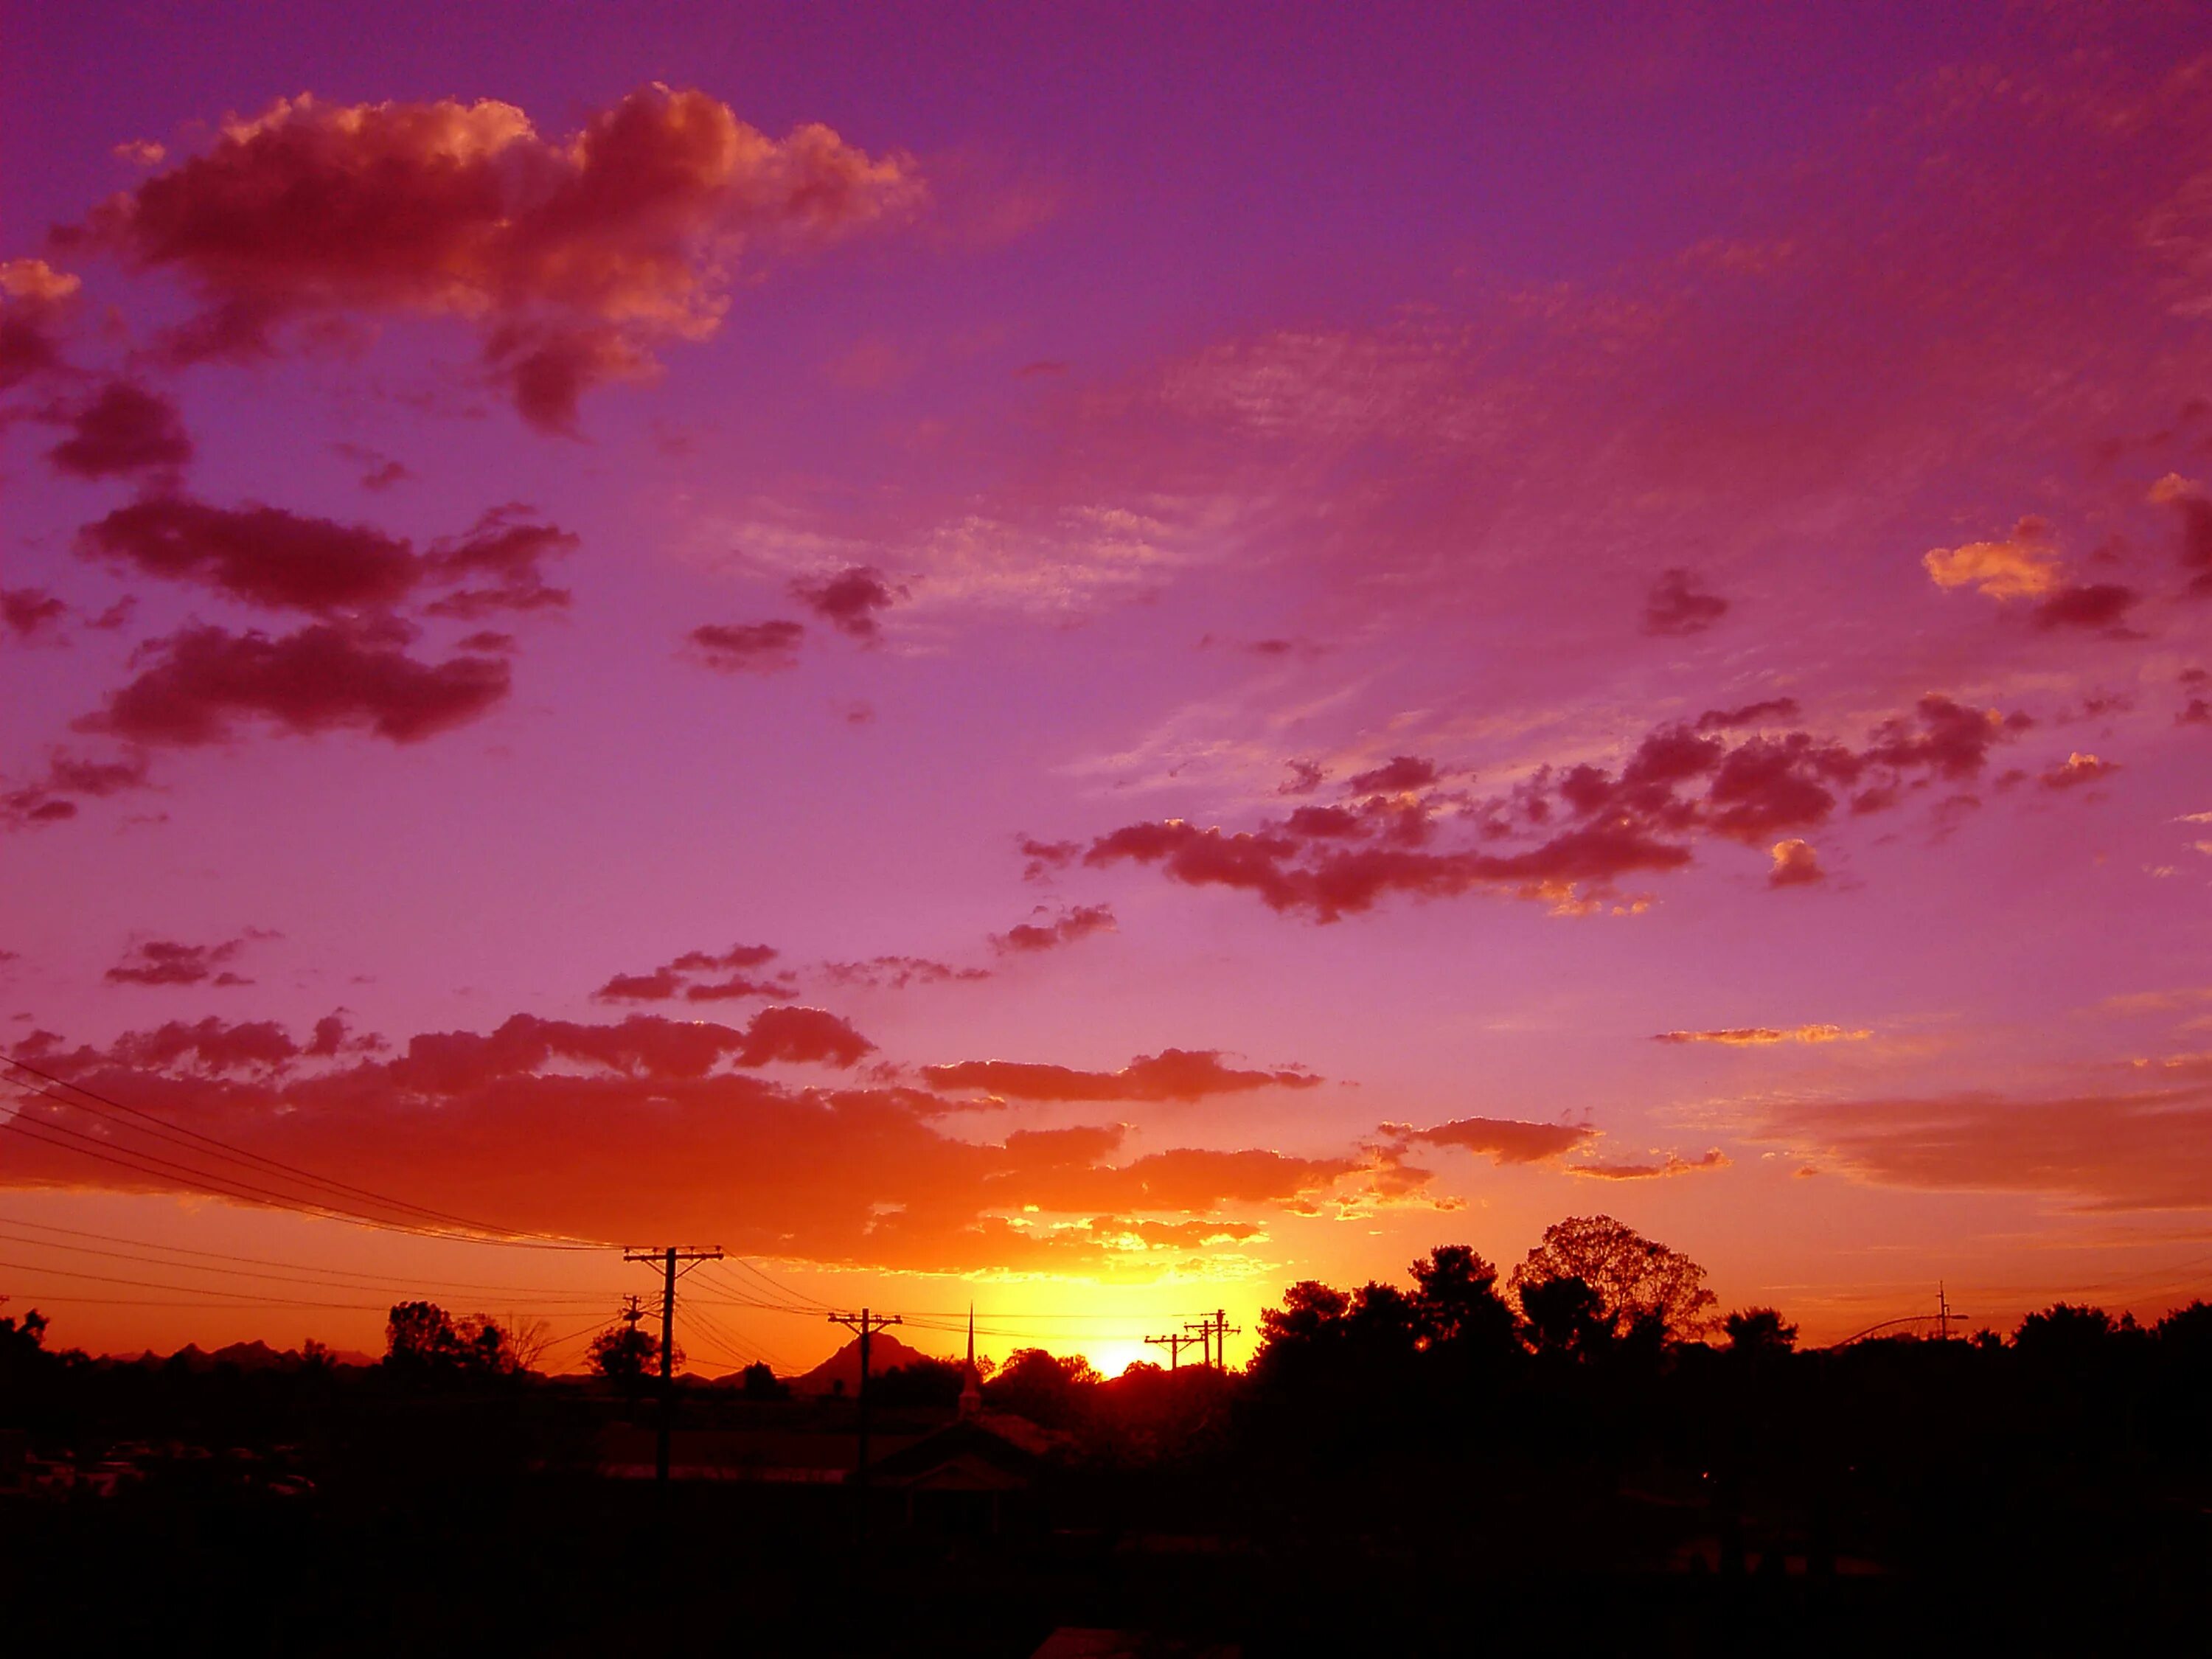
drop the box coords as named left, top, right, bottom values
left=1407, top=1116, right=1597, bottom=1165
left=991, top=903, right=1116, bottom=955
left=1745, top=1083, right=2212, bottom=1213
left=2042, top=751, right=2118, bottom=790
left=1653, top=1024, right=1871, bottom=1045
left=2150, top=473, right=2212, bottom=596
left=925, top=1048, right=1322, bottom=1102
left=1922, top=515, right=2064, bottom=599
left=0, top=259, right=81, bottom=389
left=1568, top=1148, right=1731, bottom=1180
left=1081, top=695, right=2016, bottom=922
left=3, top=1012, right=1349, bottom=1273
left=64, top=87, right=923, bottom=429
left=1768, top=837, right=1824, bottom=887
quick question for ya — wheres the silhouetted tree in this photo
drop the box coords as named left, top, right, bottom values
left=872, top=1356, right=964, bottom=1408
left=505, top=1315, right=555, bottom=1374
left=386, top=1300, right=461, bottom=1367
left=1347, top=1281, right=1422, bottom=1354
left=2012, top=1302, right=2127, bottom=1357
left=0, top=1304, right=53, bottom=1391
left=740, top=1360, right=786, bottom=1400
left=986, top=1347, right=1100, bottom=1425
left=1250, top=1280, right=1352, bottom=1391
left=1410, top=1245, right=1518, bottom=1359
left=2154, top=1299, right=2212, bottom=1360
left=383, top=1301, right=521, bottom=1377
left=1724, top=1307, right=1799, bottom=1355
left=1517, top=1274, right=1613, bottom=1358
left=587, top=1323, right=660, bottom=1392
left=1509, top=1214, right=1716, bottom=1339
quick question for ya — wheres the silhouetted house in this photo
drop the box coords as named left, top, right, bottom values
left=870, top=1409, right=1060, bottom=1535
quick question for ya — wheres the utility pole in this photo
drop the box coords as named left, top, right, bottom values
left=1146, top=1331, right=1203, bottom=1370
left=1186, top=1309, right=1242, bottom=1371
left=827, top=1307, right=902, bottom=1494
left=623, top=1245, right=723, bottom=1485
left=1184, top=1316, right=1212, bottom=1370
left=1935, top=1282, right=1967, bottom=1341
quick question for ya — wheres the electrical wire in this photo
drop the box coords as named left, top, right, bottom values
left=0, top=1097, right=588, bottom=1252
left=0, top=1255, right=453, bottom=1311
left=1, top=1054, right=608, bottom=1248
left=0, top=1216, right=623, bottom=1298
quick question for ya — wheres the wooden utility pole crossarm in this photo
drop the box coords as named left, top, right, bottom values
left=826, top=1307, right=902, bottom=1494
left=1146, top=1331, right=1203, bottom=1370
left=622, top=1245, right=723, bottom=1484
left=1185, top=1309, right=1242, bottom=1371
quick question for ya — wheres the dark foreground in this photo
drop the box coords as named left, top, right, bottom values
left=7, top=1257, right=2211, bottom=1654
left=4, top=1423, right=2206, bottom=1657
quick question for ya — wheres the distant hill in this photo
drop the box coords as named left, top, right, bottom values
left=784, top=1331, right=948, bottom=1395
left=100, top=1341, right=378, bottom=1371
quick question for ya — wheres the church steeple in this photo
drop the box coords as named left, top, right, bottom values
left=959, top=1302, right=982, bottom=1417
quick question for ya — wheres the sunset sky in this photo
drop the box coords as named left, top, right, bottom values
left=4, top=2, right=2210, bottom=1375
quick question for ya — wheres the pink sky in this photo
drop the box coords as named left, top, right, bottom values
left=4, top=2, right=2210, bottom=1374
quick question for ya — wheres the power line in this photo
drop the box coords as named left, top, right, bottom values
left=0, top=1216, right=619, bottom=1298
left=1145, top=1330, right=1204, bottom=1369
left=0, top=1255, right=453, bottom=1311
left=685, top=1301, right=790, bottom=1371
left=624, top=1245, right=723, bottom=1483
left=720, top=1255, right=830, bottom=1310
left=0, top=1293, right=395, bottom=1311
left=0, top=1231, right=608, bottom=1307
left=0, top=1096, right=568, bottom=1251
left=1, top=1056, right=607, bottom=1248
left=0, top=1110, right=461, bottom=1237
left=5, top=1051, right=585, bottom=1239
left=679, top=1307, right=771, bottom=1372
left=826, top=1307, right=902, bottom=1500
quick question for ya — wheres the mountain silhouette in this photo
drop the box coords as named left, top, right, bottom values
left=783, top=1329, right=939, bottom=1395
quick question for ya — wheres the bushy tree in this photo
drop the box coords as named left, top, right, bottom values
left=0, top=1305, right=53, bottom=1388
left=587, top=1323, right=660, bottom=1391
left=871, top=1356, right=964, bottom=1408
left=740, top=1360, right=786, bottom=1400
left=1724, top=1307, right=1799, bottom=1355
left=383, top=1301, right=522, bottom=1377
left=1509, top=1215, right=1716, bottom=1340
left=985, top=1346, right=1100, bottom=1425
left=1517, top=1275, right=1613, bottom=1358
left=1411, top=1245, right=1517, bottom=1357
left=2012, top=1303, right=2140, bottom=1372
left=2154, top=1299, right=2212, bottom=1360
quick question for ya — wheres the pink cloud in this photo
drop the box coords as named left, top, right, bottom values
left=65, top=87, right=925, bottom=428
left=925, top=1047, right=1322, bottom=1102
